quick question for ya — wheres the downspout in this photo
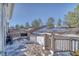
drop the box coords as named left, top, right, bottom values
left=0, top=3, right=5, bottom=56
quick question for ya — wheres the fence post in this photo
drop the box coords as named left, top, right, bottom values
left=69, top=38, right=72, bottom=52
left=51, top=32, right=55, bottom=54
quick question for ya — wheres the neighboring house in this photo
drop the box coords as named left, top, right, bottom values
left=0, top=3, right=14, bottom=55
left=9, top=26, right=46, bottom=40
left=9, top=27, right=35, bottom=40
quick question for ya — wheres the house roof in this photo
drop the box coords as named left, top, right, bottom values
left=35, top=27, right=79, bottom=34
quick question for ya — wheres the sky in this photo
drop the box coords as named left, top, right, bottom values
left=9, top=3, right=78, bottom=27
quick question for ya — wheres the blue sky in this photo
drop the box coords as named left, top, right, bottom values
left=9, top=3, right=78, bottom=27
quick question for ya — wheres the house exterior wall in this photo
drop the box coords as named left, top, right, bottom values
left=0, top=4, right=3, bottom=55
left=0, top=3, right=14, bottom=55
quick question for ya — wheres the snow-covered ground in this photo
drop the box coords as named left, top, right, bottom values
left=5, top=38, right=30, bottom=56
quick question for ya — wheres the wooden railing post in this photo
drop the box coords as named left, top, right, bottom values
left=51, top=32, right=55, bottom=53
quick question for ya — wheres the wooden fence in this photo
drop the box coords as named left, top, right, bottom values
left=51, top=35, right=79, bottom=53
left=44, top=33, right=79, bottom=52
left=53, top=39, right=79, bottom=52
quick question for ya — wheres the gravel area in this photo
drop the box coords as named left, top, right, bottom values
left=24, top=44, right=52, bottom=56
